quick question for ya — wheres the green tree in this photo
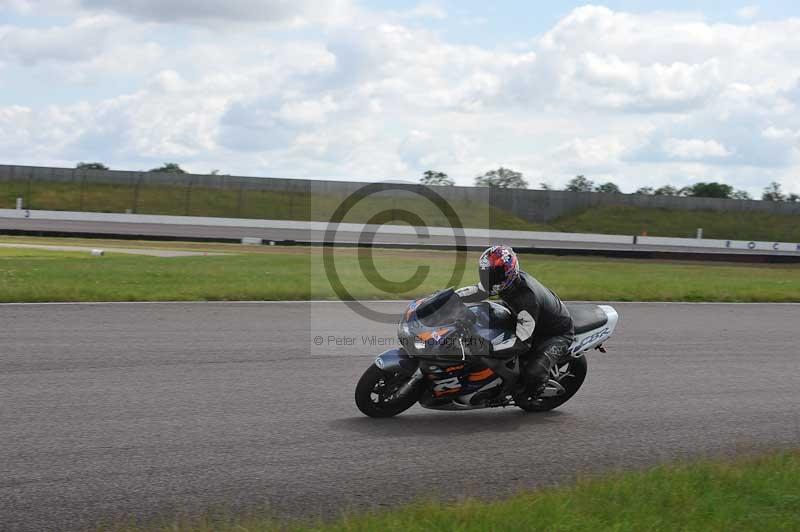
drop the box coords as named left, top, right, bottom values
left=686, top=182, right=731, bottom=198
left=565, top=175, right=594, bottom=192
left=654, top=185, right=679, bottom=196
left=420, top=170, right=454, bottom=186
left=788, top=193, right=800, bottom=203
left=474, top=167, right=528, bottom=189
left=76, top=162, right=109, bottom=170
left=762, top=181, right=785, bottom=202
left=635, top=186, right=654, bottom=195
left=149, top=163, right=186, bottom=174
left=595, top=182, right=621, bottom=194
left=539, top=182, right=553, bottom=190
left=684, top=182, right=734, bottom=198
left=731, top=189, right=752, bottom=200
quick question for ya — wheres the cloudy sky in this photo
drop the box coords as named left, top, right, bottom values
left=2, top=1, right=800, bottom=194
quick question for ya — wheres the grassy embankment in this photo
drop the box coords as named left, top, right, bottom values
left=1, top=237, right=799, bottom=303
left=4, top=179, right=800, bottom=240
left=103, top=450, right=800, bottom=531
left=554, top=204, right=800, bottom=242
left=0, top=180, right=543, bottom=231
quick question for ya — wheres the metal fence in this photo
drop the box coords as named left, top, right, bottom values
left=0, top=165, right=318, bottom=219
left=2, top=163, right=800, bottom=223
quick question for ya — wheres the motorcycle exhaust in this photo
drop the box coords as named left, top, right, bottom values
left=541, top=379, right=566, bottom=397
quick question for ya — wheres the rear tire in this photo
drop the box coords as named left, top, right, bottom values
left=514, top=355, right=588, bottom=412
left=355, top=364, right=422, bottom=418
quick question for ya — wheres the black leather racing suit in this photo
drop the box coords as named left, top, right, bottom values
left=456, top=271, right=575, bottom=395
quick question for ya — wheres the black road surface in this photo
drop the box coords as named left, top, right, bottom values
left=1, top=302, right=799, bottom=531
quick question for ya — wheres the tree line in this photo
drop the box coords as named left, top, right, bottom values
left=76, top=162, right=798, bottom=202
left=77, top=161, right=190, bottom=174
left=420, top=167, right=800, bottom=202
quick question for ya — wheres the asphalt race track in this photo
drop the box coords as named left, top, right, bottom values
left=2, top=302, right=799, bottom=530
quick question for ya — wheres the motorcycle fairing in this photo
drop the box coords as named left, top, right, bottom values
left=374, top=348, right=419, bottom=375
left=467, top=301, right=516, bottom=349
left=422, top=362, right=499, bottom=399
left=568, top=305, right=619, bottom=356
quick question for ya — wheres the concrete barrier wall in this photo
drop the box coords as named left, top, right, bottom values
left=637, top=236, right=800, bottom=253
left=3, top=209, right=798, bottom=255
left=3, top=163, right=800, bottom=222
left=0, top=208, right=632, bottom=244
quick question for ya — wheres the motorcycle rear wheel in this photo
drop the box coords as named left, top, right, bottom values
left=355, top=364, right=422, bottom=418
left=514, top=355, right=588, bottom=412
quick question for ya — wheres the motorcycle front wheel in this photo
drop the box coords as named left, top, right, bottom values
left=355, top=364, right=422, bottom=418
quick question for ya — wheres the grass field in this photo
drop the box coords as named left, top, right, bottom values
left=1, top=236, right=799, bottom=303
left=5, top=179, right=800, bottom=240
left=102, top=450, right=800, bottom=531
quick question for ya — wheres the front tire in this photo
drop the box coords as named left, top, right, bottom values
left=514, top=355, right=588, bottom=412
left=355, top=364, right=422, bottom=418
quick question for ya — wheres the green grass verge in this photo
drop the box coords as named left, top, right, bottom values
left=102, top=450, right=800, bottom=531
left=1, top=237, right=799, bottom=302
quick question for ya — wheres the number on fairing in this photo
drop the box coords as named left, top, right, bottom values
left=433, top=377, right=461, bottom=393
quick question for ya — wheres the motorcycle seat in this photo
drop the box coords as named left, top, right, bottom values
left=565, top=304, right=608, bottom=334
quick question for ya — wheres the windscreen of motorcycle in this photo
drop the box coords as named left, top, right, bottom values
left=416, top=288, right=464, bottom=327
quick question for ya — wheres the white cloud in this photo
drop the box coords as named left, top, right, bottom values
left=552, top=137, right=629, bottom=171
left=568, top=53, right=722, bottom=110
left=0, top=0, right=74, bottom=15
left=761, top=126, right=797, bottom=140
left=3, top=4, right=800, bottom=194
left=78, top=0, right=354, bottom=27
left=0, top=13, right=164, bottom=86
left=535, top=5, right=800, bottom=111
left=662, top=138, right=732, bottom=160
left=398, top=130, right=478, bottom=173
left=276, top=96, right=339, bottom=127
left=0, top=15, right=123, bottom=65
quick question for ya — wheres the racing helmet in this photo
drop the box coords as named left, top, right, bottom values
left=478, top=245, right=519, bottom=295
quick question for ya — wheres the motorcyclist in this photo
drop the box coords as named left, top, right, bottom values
left=456, top=245, right=575, bottom=400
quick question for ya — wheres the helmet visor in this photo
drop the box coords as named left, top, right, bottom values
left=479, top=265, right=507, bottom=294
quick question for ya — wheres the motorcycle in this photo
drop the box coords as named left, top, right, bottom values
left=355, top=288, right=619, bottom=417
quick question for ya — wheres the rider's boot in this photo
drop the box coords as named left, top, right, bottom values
left=522, top=352, right=553, bottom=400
